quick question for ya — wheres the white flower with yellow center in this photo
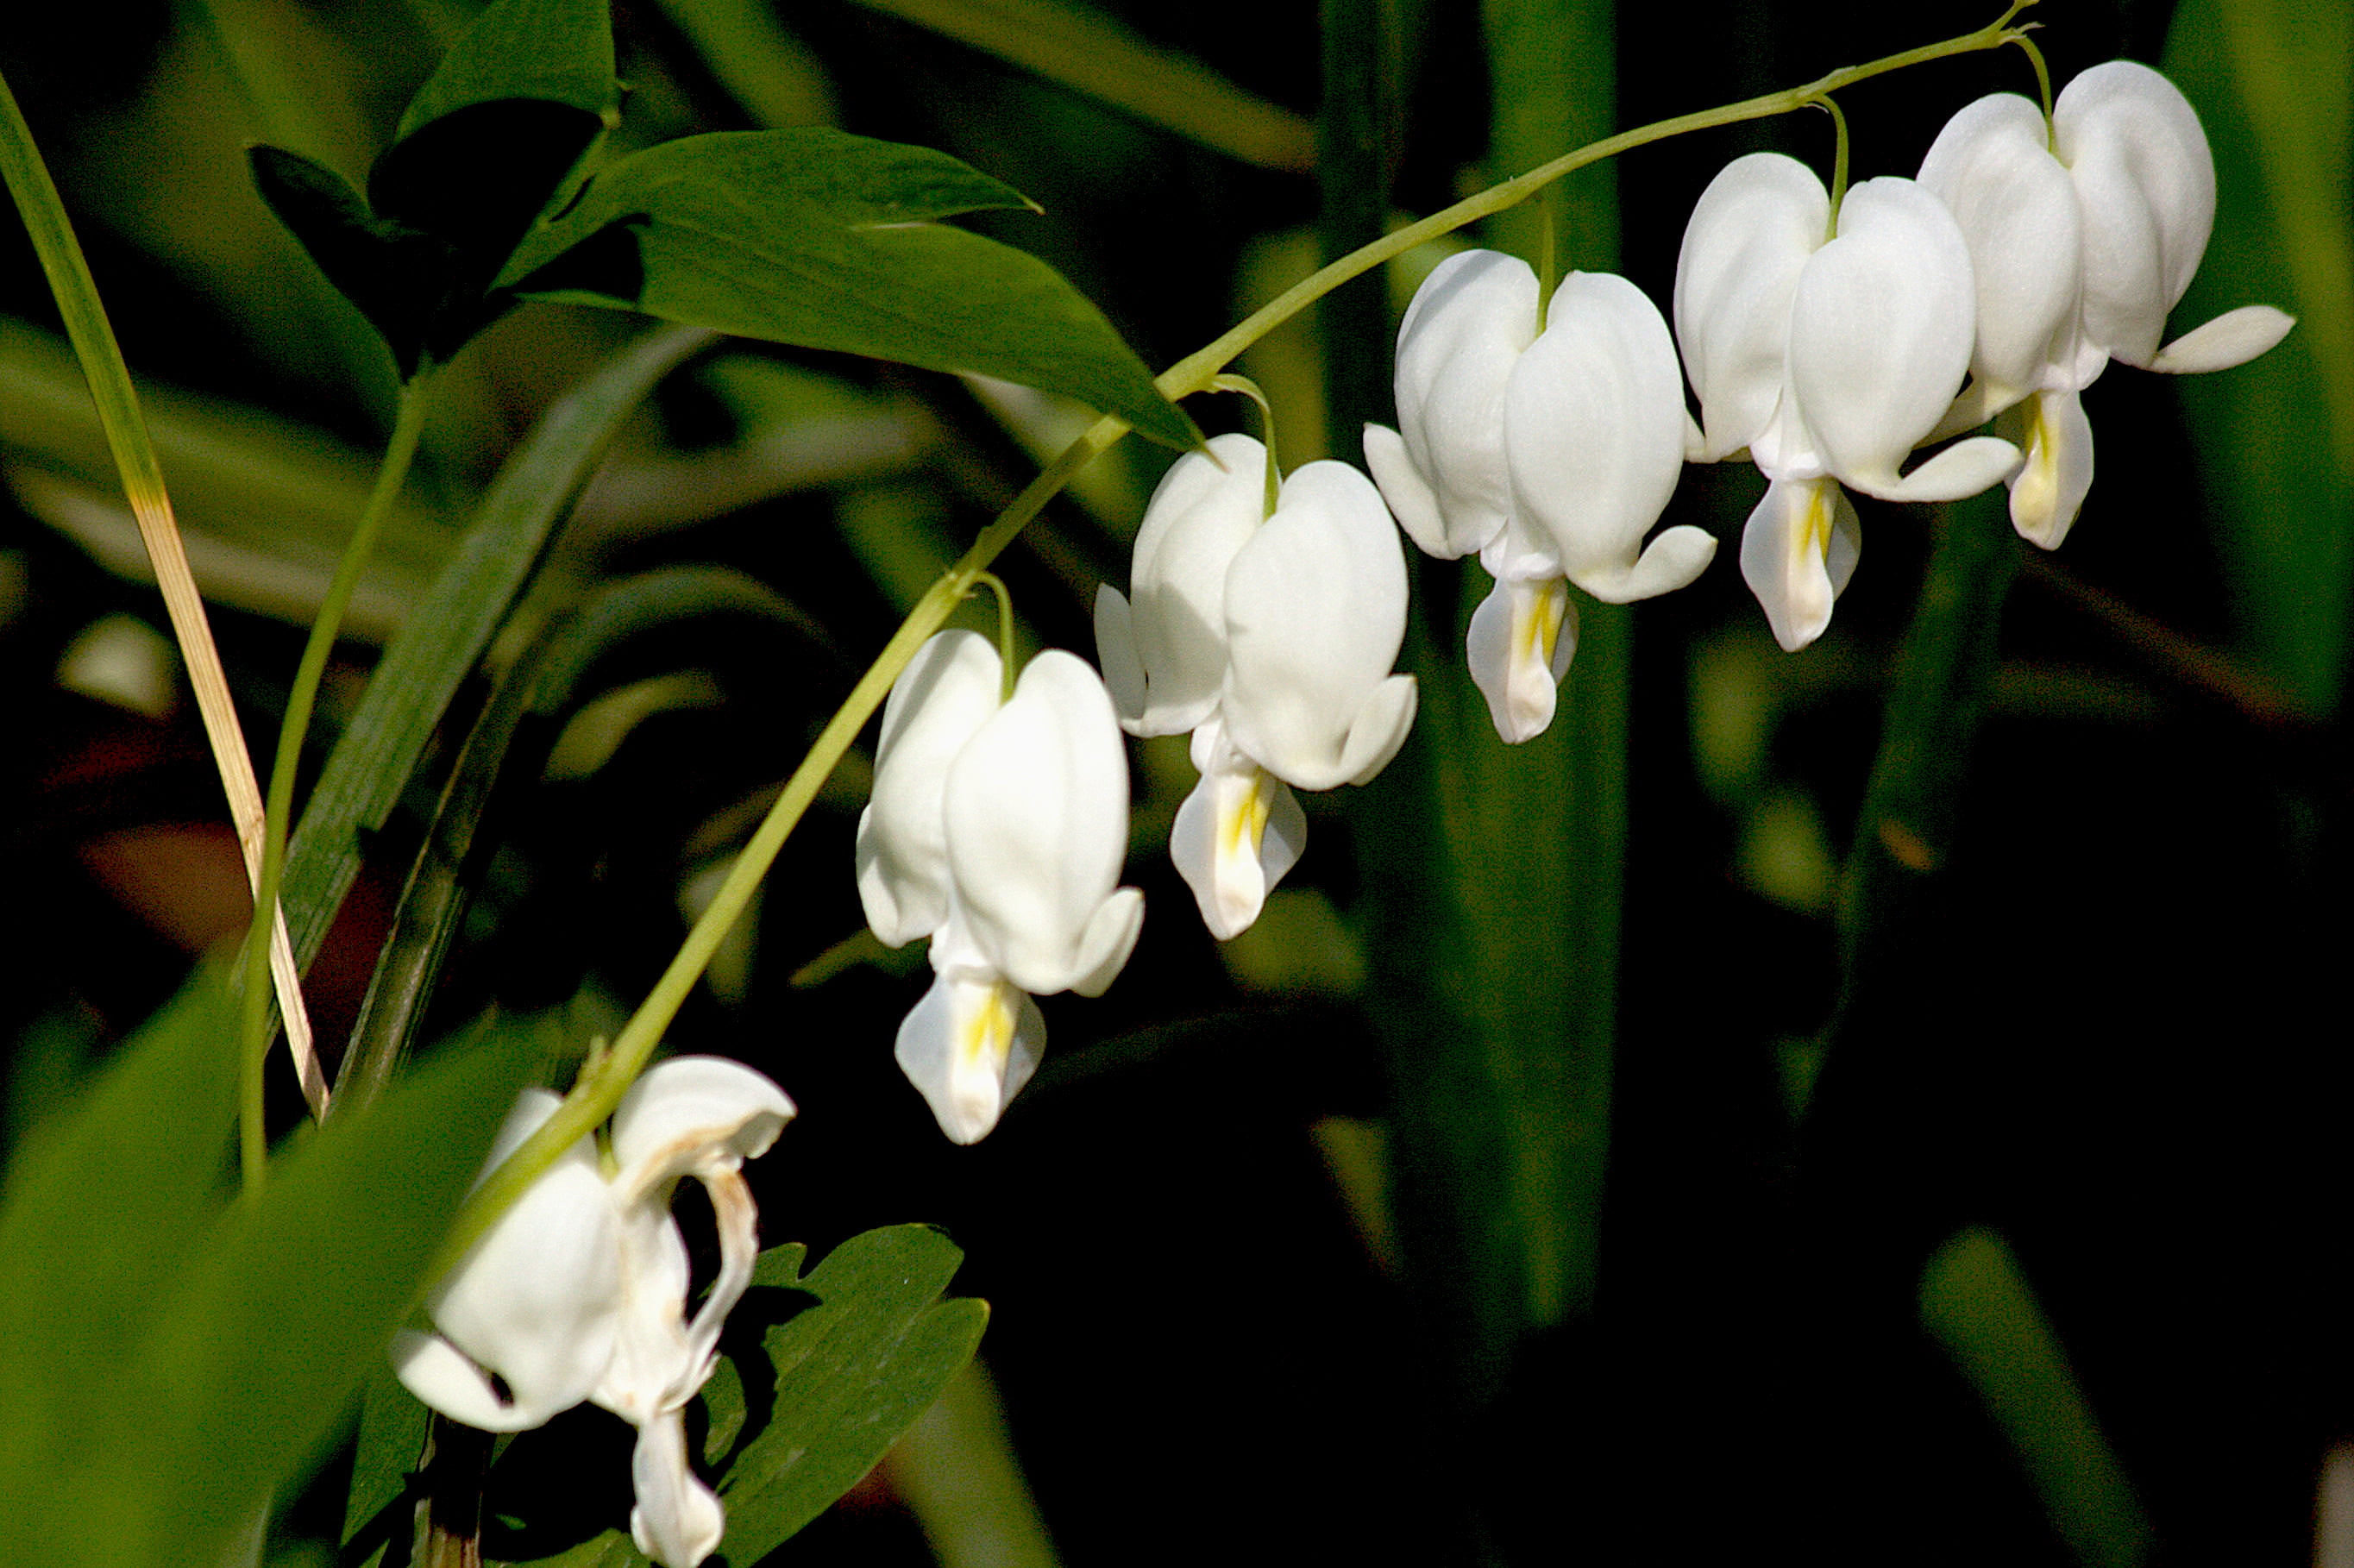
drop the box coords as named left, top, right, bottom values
left=1098, top=439, right=1416, bottom=938
left=1365, top=251, right=1711, bottom=739
left=1675, top=156, right=2022, bottom=650
left=858, top=631, right=1145, bottom=1141
left=1918, top=60, right=2294, bottom=547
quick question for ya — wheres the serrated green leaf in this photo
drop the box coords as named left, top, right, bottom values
left=282, top=326, right=712, bottom=968
left=0, top=969, right=238, bottom=1535
left=35, top=1025, right=537, bottom=1565
left=713, top=1226, right=989, bottom=1561
left=505, top=129, right=1196, bottom=448
left=394, top=0, right=619, bottom=141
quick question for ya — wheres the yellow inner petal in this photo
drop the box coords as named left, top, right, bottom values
left=1515, top=577, right=1570, bottom=672
left=957, top=979, right=1020, bottom=1073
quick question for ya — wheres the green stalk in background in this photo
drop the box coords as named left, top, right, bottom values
left=237, top=374, right=435, bottom=1189
left=0, top=66, right=321, bottom=1114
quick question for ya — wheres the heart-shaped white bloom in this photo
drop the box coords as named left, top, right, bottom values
left=872, top=641, right=1145, bottom=1142
left=1675, top=156, right=2020, bottom=650
left=1100, top=442, right=1416, bottom=938
left=1368, top=253, right=1708, bottom=740
left=393, top=1058, right=794, bottom=1568
left=1918, top=62, right=2294, bottom=547
left=854, top=629, right=1004, bottom=946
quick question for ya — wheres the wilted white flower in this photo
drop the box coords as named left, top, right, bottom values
left=1099, top=440, right=1416, bottom=937
left=1675, top=156, right=2021, bottom=650
left=1366, top=251, right=1711, bottom=739
left=1918, top=60, right=2294, bottom=546
left=393, top=1058, right=794, bottom=1568
left=859, top=632, right=1144, bottom=1142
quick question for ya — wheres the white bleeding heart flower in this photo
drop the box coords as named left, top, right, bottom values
left=1366, top=251, right=1710, bottom=740
left=1675, top=156, right=2022, bottom=651
left=1918, top=60, right=2294, bottom=547
left=1100, top=442, right=1416, bottom=938
left=863, top=633, right=1144, bottom=1142
left=393, top=1057, right=795, bottom=1568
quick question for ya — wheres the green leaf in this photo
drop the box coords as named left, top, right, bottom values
left=38, top=1025, right=537, bottom=1565
left=505, top=129, right=1197, bottom=449
left=248, top=144, right=436, bottom=373
left=712, top=1226, right=989, bottom=1560
left=340, top=1349, right=430, bottom=1555
left=1920, top=1228, right=2153, bottom=1568
left=393, top=0, right=620, bottom=142
left=0, top=969, right=239, bottom=1534
left=282, top=326, right=712, bottom=968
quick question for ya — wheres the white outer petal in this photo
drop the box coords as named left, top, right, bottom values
left=400, top=1089, right=623, bottom=1432
left=1364, top=423, right=1449, bottom=558
left=1507, top=271, right=1710, bottom=603
left=1114, top=433, right=1266, bottom=735
left=893, top=968, right=1046, bottom=1144
left=593, top=1201, right=695, bottom=1425
left=855, top=630, right=1003, bottom=946
left=2150, top=304, right=2296, bottom=373
left=1789, top=177, right=1980, bottom=498
left=2056, top=60, right=2216, bottom=367
left=1221, top=461, right=1413, bottom=791
left=943, top=650, right=1140, bottom=997
left=1465, top=573, right=1578, bottom=743
left=1169, top=719, right=1307, bottom=939
left=1739, top=474, right=1860, bottom=652
left=1917, top=91, right=2088, bottom=400
left=610, top=1056, right=795, bottom=1200
left=1674, top=153, right=1829, bottom=462
left=1387, top=248, right=1538, bottom=557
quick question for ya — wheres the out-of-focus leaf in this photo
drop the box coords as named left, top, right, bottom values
left=41, top=1025, right=537, bottom=1565
left=281, top=326, right=712, bottom=968
left=392, top=0, right=620, bottom=141
left=840, top=0, right=1315, bottom=172
left=0, top=317, right=449, bottom=635
left=249, top=144, right=438, bottom=371
left=504, top=129, right=1197, bottom=449
left=1921, top=1228, right=2153, bottom=1568
left=0, top=970, right=239, bottom=1537
left=2164, top=0, right=2354, bottom=715
left=712, top=1226, right=989, bottom=1560
left=339, top=1354, right=430, bottom=1566
left=652, top=0, right=838, bottom=128
left=251, top=0, right=622, bottom=371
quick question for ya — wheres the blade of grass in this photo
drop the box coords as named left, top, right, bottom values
left=0, top=66, right=323, bottom=1112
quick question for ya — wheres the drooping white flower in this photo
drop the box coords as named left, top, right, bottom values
left=1674, top=156, right=2022, bottom=650
left=863, top=634, right=1145, bottom=1142
left=1365, top=251, right=1711, bottom=740
left=1099, top=442, right=1416, bottom=938
left=1918, top=60, right=2294, bottom=547
left=394, top=1057, right=795, bottom=1568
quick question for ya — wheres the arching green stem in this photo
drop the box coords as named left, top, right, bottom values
left=437, top=0, right=2040, bottom=1271
left=1208, top=372, right=1283, bottom=517
left=238, top=372, right=433, bottom=1193
left=970, top=571, right=1020, bottom=698
left=1817, top=94, right=1852, bottom=234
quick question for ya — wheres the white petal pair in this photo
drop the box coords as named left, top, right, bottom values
left=857, top=631, right=1145, bottom=1142
left=1675, top=158, right=2021, bottom=650
left=394, top=1057, right=796, bottom=1568
left=1098, top=439, right=1416, bottom=938
left=1365, top=252, right=1711, bottom=740
left=1918, top=60, right=2294, bottom=546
